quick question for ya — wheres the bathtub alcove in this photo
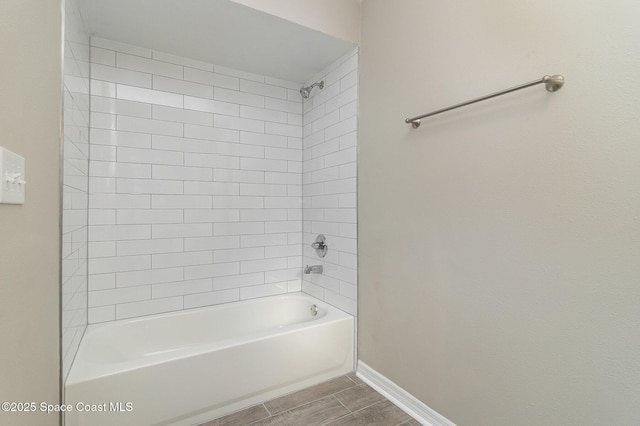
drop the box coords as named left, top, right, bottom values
left=62, top=0, right=359, bottom=424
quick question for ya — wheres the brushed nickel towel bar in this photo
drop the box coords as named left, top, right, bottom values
left=405, top=74, right=565, bottom=128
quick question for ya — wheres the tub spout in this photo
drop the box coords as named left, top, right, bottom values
left=304, top=265, right=323, bottom=274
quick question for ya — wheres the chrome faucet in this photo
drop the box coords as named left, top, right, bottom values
left=304, top=265, right=323, bottom=274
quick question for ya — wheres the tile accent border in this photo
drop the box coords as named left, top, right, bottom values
left=356, top=361, right=456, bottom=426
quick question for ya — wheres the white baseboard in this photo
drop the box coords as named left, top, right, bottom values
left=356, top=361, right=456, bottom=426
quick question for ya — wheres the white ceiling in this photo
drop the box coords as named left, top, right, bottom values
left=81, top=0, right=356, bottom=84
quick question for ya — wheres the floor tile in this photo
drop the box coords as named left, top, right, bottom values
left=264, top=376, right=356, bottom=415
left=346, top=372, right=363, bottom=385
left=325, top=400, right=410, bottom=426
left=334, top=384, right=386, bottom=412
left=251, top=396, right=349, bottom=426
left=199, top=404, right=270, bottom=426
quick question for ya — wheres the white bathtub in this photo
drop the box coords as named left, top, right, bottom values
left=65, top=293, right=354, bottom=426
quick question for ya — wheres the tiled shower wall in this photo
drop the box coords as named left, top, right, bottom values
left=61, top=0, right=90, bottom=379
left=301, top=49, right=359, bottom=315
left=87, top=38, right=304, bottom=323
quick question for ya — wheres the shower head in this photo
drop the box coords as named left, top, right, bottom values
left=300, top=81, right=324, bottom=99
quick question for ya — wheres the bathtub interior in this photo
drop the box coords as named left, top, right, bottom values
left=65, top=293, right=355, bottom=426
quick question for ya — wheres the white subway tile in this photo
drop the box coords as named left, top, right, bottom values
left=184, top=236, right=240, bottom=251
left=265, top=97, right=302, bottom=114
left=89, top=225, right=150, bottom=241
left=212, top=196, right=264, bottom=209
left=91, top=145, right=116, bottom=162
left=118, top=147, right=183, bottom=165
left=311, top=166, right=340, bottom=183
left=92, top=37, right=152, bottom=58
left=153, top=75, right=213, bottom=98
left=117, top=116, right=183, bottom=137
left=184, top=209, right=240, bottom=223
left=89, top=255, right=151, bottom=274
left=90, top=129, right=151, bottom=148
left=324, top=290, right=357, bottom=315
left=325, top=54, right=358, bottom=87
left=184, top=181, right=239, bottom=196
left=117, top=267, right=183, bottom=287
left=264, top=76, right=300, bottom=90
left=184, top=67, right=238, bottom=89
left=265, top=122, right=302, bottom=138
left=264, top=197, right=302, bottom=209
left=116, top=297, right=183, bottom=320
left=90, top=112, right=116, bottom=130
left=214, top=65, right=264, bottom=83
left=324, top=177, right=357, bottom=194
left=152, top=251, right=212, bottom=268
left=88, top=285, right=150, bottom=307
left=214, top=272, right=264, bottom=290
left=151, top=105, right=213, bottom=126
left=240, top=106, right=287, bottom=124
left=152, top=279, right=212, bottom=298
left=88, top=306, right=115, bottom=323
left=265, top=147, right=302, bottom=161
left=89, top=194, right=150, bottom=209
left=117, top=209, right=183, bottom=225
left=184, top=262, right=239, bottom=280
left=239, top=209, right=287, bottom=222
left=91, top=47, right=116, bottom=66
left=152, top=195, right=212, bottom=209
left=324, top=147, right=357, bottom=168
left=239, top=183, right=287, bottom=197
left=89, top=177, right=116, bottom=193
left=89, top=210, right=116, bottom=225
left=214, top=87, right=264, bottom=108
left=214, top=247, right=264, bottom=263
left=117, top=85, right=183, bottom=108
left=240, top=158, right=288, bottom=172
left=91, top=96, right=152, bottom=118
left=91, top=63, right=152, bottom=88
left=213, top=222, right=264, bottom=236
left=117, top=238, right=183, bottom=256
left=214, top=115, right=264, bottom=133
left=339, top=223, right=357, bottom=239
left=240, top=233, right=288, bottom=248
left=265, top=268, right=299, bottom=283
left=240, top=131, right=287, bottom=148
left=152, top=51, right=213, bottom=71
left=240, top=79, right=287, bottom=99
left=340, top=100, right=357, bottom=121
left=184, top=96, right=239, bottom=116
left=184, top=153, right=239, bottom=169
left=265, top=172, right=301, bottom=185
left=340, top=69, right=358, bottom=91
left=325, top=116, right=357, bottom=140
left=89, top=241, right=116, bottom=258
left=325, top=84, right=358, bottom=114
left=240, top=283, right=287, bottom=300
left=339, top=193, right=357, bottom=208
left=91, top=80, right=116, bottom=98
left=152, top=223, right=212, bottom=239
left=117, top=52, right=183, bottom=79
left=184, top=124, right=239, bottom=143
left=339, top=163, right=357, bottom=179
left=288, top=113, right=303, bottom=126
left=116, top=178, right=183, bottom=195
left=152, top=165, right=213, bottom=181
left=214, top=169, right=264, bottom=184
left=265, top=245, right=301, bottom=258
left=264, top=221, right=302, bottom=234
left=183, top=289, right=239, bottom=309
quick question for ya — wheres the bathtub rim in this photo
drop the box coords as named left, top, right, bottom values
left=66, top=292, right=352, bottom=385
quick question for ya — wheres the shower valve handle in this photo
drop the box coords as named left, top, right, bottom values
left=311, top=241, right=325, bottom=250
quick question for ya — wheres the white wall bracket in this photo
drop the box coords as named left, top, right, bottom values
left=0, top=147, right=26, bottom=204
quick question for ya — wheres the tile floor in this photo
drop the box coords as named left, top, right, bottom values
left=199, top=373, right=421, bottom=426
